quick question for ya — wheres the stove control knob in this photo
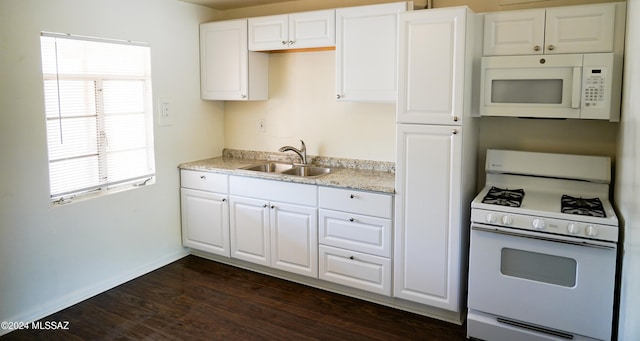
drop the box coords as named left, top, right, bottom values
left=501, top=215, right=513, bottom=225
left=486, top=213, right=497, bottom=224
left=532, top=218, right=546, bottom=230
left=567, top=223, right=580, bottom=235
left=585, top=225, right=599, bottom=237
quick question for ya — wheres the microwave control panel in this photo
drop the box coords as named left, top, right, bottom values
left=582, top=67, right=608, bottom=108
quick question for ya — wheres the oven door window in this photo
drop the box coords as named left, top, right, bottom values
left=501, top=248, right=576, bottom=287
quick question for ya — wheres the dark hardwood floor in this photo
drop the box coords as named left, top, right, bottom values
left=3, top=255, right=467, bottom=340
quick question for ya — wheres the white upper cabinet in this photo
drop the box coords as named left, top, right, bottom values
left=484, top=3, right=617, bottom=55
left=248, top=10, right=335, bottom=51
left=200, top=19, right=268, bottom=101
left=397, top=6, right=472, bottom=125
left=335, top=2, right=409, bottom=103
left=483, top=9, right=545, bottom=56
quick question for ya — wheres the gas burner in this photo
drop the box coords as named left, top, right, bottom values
left=482, top=187, right=525, bottom=207
left=561, top=195, right=606, bottom=217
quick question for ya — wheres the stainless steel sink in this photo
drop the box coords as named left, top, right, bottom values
left=240, top=162, right=330, bottom=178
left=242, top=162, right=294, bottom=173
left=281, top=166, right=331, bottom=178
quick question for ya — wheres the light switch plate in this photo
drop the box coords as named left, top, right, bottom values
left=158, top=97, right=174, bottom=126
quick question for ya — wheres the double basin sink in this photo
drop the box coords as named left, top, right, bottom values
left=241, top=162, right=331, bottom=178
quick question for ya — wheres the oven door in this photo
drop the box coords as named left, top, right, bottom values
left=468, top=224, right=617, bottom=340
left=480, top=54, right=583, bottom=119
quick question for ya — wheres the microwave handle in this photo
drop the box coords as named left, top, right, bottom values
left=571, top=67, right=581, bottom=109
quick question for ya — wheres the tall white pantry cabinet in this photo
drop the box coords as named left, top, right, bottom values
left=394, top=6, right=479, bottom=316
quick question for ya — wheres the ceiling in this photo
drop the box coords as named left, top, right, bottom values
left=178, top=0, right=302, bottom=11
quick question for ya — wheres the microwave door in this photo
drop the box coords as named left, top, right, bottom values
left=480, top=55, right=583, bottom=119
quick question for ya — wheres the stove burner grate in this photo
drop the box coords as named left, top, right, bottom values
left=561, top=195, right=606, bottom=217
left=482, top=187, right=525, bottom=207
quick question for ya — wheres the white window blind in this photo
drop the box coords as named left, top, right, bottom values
left=40, top=32, right=155, bottom=202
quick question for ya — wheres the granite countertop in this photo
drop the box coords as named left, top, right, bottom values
left=178, top=149, right=396, bottom=194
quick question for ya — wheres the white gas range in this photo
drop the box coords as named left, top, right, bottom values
left=467, top=149, right=619, bottom=341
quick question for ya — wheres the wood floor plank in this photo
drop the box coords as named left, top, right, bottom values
left=2, top=256, right=467, bottom=340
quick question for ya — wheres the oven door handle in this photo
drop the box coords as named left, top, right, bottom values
left=472, top=225, right=617, bottom=250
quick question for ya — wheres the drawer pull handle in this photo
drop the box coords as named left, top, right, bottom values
left=349, top=218, right=355, bottom=222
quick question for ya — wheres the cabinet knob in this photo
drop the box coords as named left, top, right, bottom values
left=534, top=45, right=541, bottom=51
left=263, top=204, right=268, bottom=208
left=222, top=198, right=226, bottom=202
left=349, top=217, right=355, bottom=222
left=288, top=40, right=294, bottom=46
left=547, top=44, right=555, bottom=51
left=452, top=129, right=458, bottom=135
left=200, top=175, right=206, bottom=179
left=271, top=205, right=275, bottom=209
left=453, top=116, right=459, bottom=122
left=281, top=40, right=287, bottom=45
left=336, top=94, right=342, bottom=99
left=350, top=194, right=355, bottom=199
left=241, top=94, right=247, bottom=99
left=349, top=256, right=355, bottom=260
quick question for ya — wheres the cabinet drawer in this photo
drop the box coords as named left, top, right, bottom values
left=230, top=176, right=317, bottom=206
left=319, top=187, right=392, bottom=218
left=181, top=170, right=228, bottom=193
left=319, top=245, right=391, bottom=296
left=319, top=209, right=391, bottom=257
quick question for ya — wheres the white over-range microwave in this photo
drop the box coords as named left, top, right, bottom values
left=480, top=53, right=622, bottom=121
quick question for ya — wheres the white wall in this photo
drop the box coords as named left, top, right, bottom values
left=0, top=0, right=223, bottom=330
left=615, top=0, right=640, bottom=339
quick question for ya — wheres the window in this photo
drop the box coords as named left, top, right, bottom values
left=40, top=32, right=155, bottom=203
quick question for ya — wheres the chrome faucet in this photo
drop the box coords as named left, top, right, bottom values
left=279, top=140, right=307, bottom=165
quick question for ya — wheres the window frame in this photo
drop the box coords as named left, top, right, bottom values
left=40, top=32, right=156, bottom=204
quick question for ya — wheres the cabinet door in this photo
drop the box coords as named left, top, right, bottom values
left=397, top=7, right=468, bottom=125
left=270, top=202, right=318, bottom=278
left=335, top=2, right=407, bottom=102
left=289, top=10, right=335, bottom=49
left=201, top=20, right=248, bottom=100
left=248, top=15, right=289, bottom=51
left=545, top=3, right=615, bottom=54
left=200, top=20, right=268, bottom=101
left=483, top=9, right=545, bottom=55
left=181, top=188, right=230, bottom=257
left=394, top=124, right=462, bottom=311
left=229, top=196, right=270, bottom=266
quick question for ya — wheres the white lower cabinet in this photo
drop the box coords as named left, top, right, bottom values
left=318, top=187, right=393, bottom=296
left=180, top=170, right=230, bottom=257
left=394, top=124, right=464, bottom=311
left=229, top=176, right=318, bottom=278
left=319, top=245, right=391, bottom=296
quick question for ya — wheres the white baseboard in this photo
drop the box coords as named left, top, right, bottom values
left=0, top=249, right=189, bottom=337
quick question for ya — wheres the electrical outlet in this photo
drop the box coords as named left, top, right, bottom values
left=257, top=119, right=266, bottom=132
left=158, top=97, right=174, bottom=126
